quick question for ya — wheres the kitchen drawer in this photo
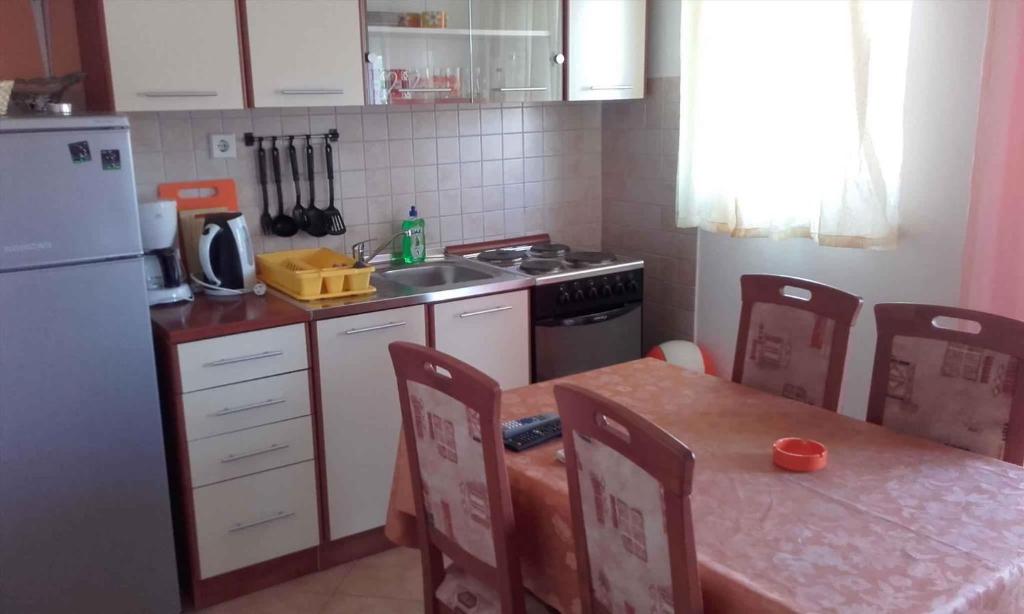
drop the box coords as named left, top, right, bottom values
left=177, top=324, right=308, bottom=393
left=182, top=371, right=311, bottom=441
left=188, top=417, right=314, bottom=488
left=192, top=460, right=318, bottom=579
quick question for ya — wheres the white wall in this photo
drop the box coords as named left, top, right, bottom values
left=695, top=0, right=990, bottom=419
left=647, top=0, right=681, bottom=78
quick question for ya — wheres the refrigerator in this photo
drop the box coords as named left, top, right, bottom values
left=0, top=115, right=180, bottom=613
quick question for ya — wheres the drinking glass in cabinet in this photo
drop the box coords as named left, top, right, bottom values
left=470, top=0, right=564, bottom=103
left=366, top=0, right=473, bottom=104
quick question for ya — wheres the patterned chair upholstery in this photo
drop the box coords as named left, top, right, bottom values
left=554, top=383, right=702, bottom=614
left=868, top=304, right=1024, bottom=464
left=733, top=274, right=862, bottom=410
left=390, top=342, right=543, bottom=614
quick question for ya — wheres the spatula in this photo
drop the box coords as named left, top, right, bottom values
left=324, top=139, right=346, bottom=236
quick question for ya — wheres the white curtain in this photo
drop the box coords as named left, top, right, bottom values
left=676, top=0, right=913, bottom=249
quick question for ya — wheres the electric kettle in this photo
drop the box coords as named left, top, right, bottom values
left=197, top=212, right=256, bottom=295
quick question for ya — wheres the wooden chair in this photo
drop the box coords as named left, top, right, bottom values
left=390, top=341, right=543, bottom=614
left=867, top=304, right=1024, bottom=464
left=554, top=383, right=703, bottom=614
left=732, top=274, right=863, bottom=410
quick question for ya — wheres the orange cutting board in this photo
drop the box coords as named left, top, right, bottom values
left=157, top=179, right=239, bottom=212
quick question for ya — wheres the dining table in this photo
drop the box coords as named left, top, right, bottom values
left=384, top=358, right=1024, bottom=613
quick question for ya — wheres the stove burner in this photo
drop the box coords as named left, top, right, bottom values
left=477, top=248, right=527, bottom=266
left=565, top=251, right=617, bottom=268
left=529, top=242, right=570, bottom=259
left=519, top=259, right=564, bottom=275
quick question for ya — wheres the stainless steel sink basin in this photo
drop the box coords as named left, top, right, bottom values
left=377, top=262, right=495, bottom=289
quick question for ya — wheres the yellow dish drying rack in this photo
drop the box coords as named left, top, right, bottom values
left=256, top=248, right=375, bottom=301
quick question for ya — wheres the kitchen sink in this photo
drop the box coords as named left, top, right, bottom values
left=377, top=262, right=496, bottom=289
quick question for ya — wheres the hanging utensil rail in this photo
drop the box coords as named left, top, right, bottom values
left=243, top=129, right=339, bottom=147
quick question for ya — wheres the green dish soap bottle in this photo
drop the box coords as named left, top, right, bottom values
left=401, top=206, right=426, bottom=264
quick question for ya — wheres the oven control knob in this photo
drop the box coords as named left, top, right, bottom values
left=573, top=289, right=585, bottom=302
left=557, top=288, right=571, bottom=305
left=626, top=279, right=640, bottom=293
left=587, top=284, right=599, bottom=300
left=600, top=284, right=613, bottom=297
left=613, top=281, right=626, bottom=295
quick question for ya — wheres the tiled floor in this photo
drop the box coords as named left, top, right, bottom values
left=195, top=547, right=424, bottom=614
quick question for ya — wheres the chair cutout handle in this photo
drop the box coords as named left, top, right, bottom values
left=175, top=186, right=218, bottom=199
left=780, top=285, right=812, bottom=301
left=931, top=316, right=982, bottom=334
left=595, top=413, right=631, bottom=444
left=423, top=361, right=454, bottom=381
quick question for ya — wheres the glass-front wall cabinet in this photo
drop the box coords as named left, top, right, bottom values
left=366, top=0, right=563, bottom=104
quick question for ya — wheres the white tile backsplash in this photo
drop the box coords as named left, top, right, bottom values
left=130, top=102, right=602, bottom=254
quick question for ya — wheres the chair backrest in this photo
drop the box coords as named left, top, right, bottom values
left=867, top=304, right=1024, bottom=464
left=732, top=274, right=863, bottom=410
left=389, top=341, right=524, bottom=612
left=554, top=383, right=702, bottom=614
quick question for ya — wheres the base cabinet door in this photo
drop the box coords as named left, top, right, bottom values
left=317, top=306, right=427, bottom=541
left=432, top=290, right=530, bottom=389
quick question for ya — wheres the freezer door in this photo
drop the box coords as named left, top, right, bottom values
left=0, top=126, right=142, bottom=271
left=0, top=258, right=180, bottom=614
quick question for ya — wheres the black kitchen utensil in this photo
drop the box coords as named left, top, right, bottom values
left=257, top=138, right=272, bottom=235
left=288, top=137, right=308, bottom=231
left=324, top=138, right=346, bottom=235
left=270, top=137, right=299, bottom=237
left=304, top=136, right=329, bottom=238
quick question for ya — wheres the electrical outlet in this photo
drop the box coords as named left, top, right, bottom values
left=210, top=133, right=237, bottom=159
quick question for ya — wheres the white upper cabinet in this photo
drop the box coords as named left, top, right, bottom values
left=103, top=0, right=245, bottom=111
left=245, top=0, right=366, bottom=107
left=566, top=0, right=646, bottom=101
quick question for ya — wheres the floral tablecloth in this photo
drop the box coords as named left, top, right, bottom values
left=385, top=359, right=1024, bottom=613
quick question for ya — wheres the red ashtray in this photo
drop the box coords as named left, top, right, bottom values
left=772, top=437, right=828, bottom=472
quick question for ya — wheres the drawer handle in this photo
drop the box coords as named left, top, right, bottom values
left=459, top=306, right=512, bottom=318
left=280, top=88, right=345, bottom=95
left=497, top=87, right=549, bottom=92
left=587, top=85, right=633, bottom=91
left=343, top=321, right=407, bottom=335
left=228, top=510, right=295, bottom=533
left=203, top=350, right=283, bottom=367
left=138, top=90, right=218, bottom=97
left=210, top=398, right=286, bottom=417
left=220, top=443, right=290, bottom=463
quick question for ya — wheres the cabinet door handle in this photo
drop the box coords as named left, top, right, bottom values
left=138, top=90, right=218, bottom=97
left=203, top=350, right=283, bottom=367
left=220, top=442, right=289, bottom=463
left=228, top=510, right=295, bottom=533
left=459, top=306, right=513, bottom=318
left=210, top=398, right=286, bottom=417
left=497, top=87, right=549, bottom=92
left=397, top=87, right=453, bottom=93
left=343, top=321, right=407, bottom=335
left=587, top=85, right=633, bottom=91
left=280, top=89, right=345, bottom=95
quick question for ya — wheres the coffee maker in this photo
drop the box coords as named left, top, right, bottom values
left=139, top=200, right=193, bottom=305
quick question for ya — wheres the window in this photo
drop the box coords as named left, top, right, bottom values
left=675, top=0, right=913, bottom=249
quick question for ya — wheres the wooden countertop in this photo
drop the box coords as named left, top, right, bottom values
left=150, top=293, right=310, bottom=345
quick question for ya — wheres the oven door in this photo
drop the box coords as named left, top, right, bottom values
left=534, top=303, right=642, bottom=381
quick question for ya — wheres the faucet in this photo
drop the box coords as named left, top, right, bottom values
left=351, top=229, right=412, bottom=268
